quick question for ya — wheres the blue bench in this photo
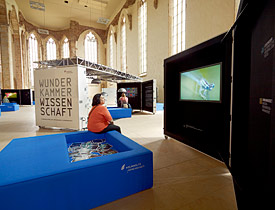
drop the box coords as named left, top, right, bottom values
left=0, top=131, right=153, bottom=210
left=0, top=103, right=19, bottom=112
left=107, top=107, right=132, bottom=119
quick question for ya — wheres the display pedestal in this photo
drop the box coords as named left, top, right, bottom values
left=156, top=103, right=164, bottom=111
left=34, top=66, right=90, bottom=130
left=0, top=131, right=153, bottom=210
left=107, top=107, right=132, bottom=119
left=0, top=103, right=19, bottom=112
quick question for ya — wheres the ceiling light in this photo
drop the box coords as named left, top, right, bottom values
left=38, top=28, right=49, bottom=35
left=97, top=17, right=110, bottom=25
left=30, top=1, right=45, bottom=11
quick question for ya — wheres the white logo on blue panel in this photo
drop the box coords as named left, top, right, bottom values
left=121, top=163, right=145, bottom=173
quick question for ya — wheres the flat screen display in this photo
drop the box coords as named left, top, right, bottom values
left=5, top=92, right=17, bottom=99
left=180, top=63, right=221, bottom=102
left=126, top=88, right=138, bottom=98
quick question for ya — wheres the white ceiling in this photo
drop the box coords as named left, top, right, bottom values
left=15, top=0, right=124, bottom=30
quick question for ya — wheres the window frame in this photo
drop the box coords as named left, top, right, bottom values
left=138, top=0, right=147, bottom=76
left=121, top=16, right=127, bottom=73
left=62, top=37, right=70, bottom=58
left=109, top=30, right=114, bottom=68
left=169, top=0, right=186, bottom=55
left=46, top=37, right=57, bottom=60
left=28, top=33, right=39, bottom=87
left=84, top=31, right=98, bottom=63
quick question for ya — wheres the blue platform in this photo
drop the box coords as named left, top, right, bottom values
left=2, top=103, right=17, bottom=105
left=0, top=107, right=1, bottom=116
left=156, top=103, right=164, bottom=111
left=107, top=107, right=132, bottom=119
left=0, top=103, right=19, bottom=112
left=0, top=131, right=153, bottom=210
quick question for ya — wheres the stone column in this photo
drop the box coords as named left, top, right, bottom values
left=21, top=32, right=28, bottom=88
left=69, top=20, right=79, bottom=57
left=41, top=41, right=46, bottom=61
left=0, top=25, right=13, bottom=88
left=12, top=33, right=23, bottom=88
left=69, top=39, right=77, bottom=57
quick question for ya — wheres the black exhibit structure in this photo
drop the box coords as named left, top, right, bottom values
left=230, top=0, right=275, bottom=208
left=164, top=32, right=232, bottom=164
left=117, top=79, right=156, bottom=114
left=164, top=0, right=275, bottom=209
left=1, top=89, right=33, bottom=105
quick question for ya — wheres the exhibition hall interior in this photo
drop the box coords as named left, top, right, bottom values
left=0, top=0, right=274, bottom=209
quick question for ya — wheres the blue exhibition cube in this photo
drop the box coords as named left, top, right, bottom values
left=107, top=107, right=132, bottom=119
left=0, top=131, right=153, bottom=210
left=0, top=103, right=19, bottom=112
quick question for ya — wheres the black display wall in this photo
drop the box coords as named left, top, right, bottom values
left=117, top=82, right=142, bottom=110
left=1, top=89, right=33, bottom=105
left=117, top=80, right=156, bottom=113
left=231, top=0, right=275, bottom=208
left=32, top=90, right=35, bottom=102
left=164, top=33, right=232, bottom=163
left=1, top=89, right=21, bottom=104
left=20, top=89, right=33, bottom=105
left=141, top=80, right=156, bottom=113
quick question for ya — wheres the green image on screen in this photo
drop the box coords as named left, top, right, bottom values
left=180, top=63, right=221, bottom=101
left=5, top=92, right=17, bottom=99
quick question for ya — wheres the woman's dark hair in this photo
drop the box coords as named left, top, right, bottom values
left=92, top=93, right=102, bottom=106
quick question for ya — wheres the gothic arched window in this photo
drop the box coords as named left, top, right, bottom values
left=63, top=38, right=69, bottom=58
left=47, top=38, right=56, bottom=60
left=28, top=33, right=38, bottom=86
left=85, top=32, right=97, bottom=63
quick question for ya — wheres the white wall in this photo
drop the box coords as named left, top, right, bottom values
left=107, top=0, right=169, bottom=102
left=106, top=0, right=235, bottom=103
left=87, top=83, right=101, bottom=99
left=185, top=0, right=235, bottom=49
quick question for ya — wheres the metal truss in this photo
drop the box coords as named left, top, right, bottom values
left=35, top=57, right=142, bottom=82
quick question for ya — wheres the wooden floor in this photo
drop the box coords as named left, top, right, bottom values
left=0, top=106, right=237, bottom=210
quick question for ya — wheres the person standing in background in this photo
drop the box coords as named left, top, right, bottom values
left=118, top=93, right=128, bottom=108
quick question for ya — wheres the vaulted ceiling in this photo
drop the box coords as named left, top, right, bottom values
left=15, top=0, right=124, bottom=30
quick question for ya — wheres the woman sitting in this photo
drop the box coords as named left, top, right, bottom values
left=87, top=93, right=121, bottom=133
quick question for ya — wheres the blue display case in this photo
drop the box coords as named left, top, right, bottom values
left=0, top=131, right=153, bottom=210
